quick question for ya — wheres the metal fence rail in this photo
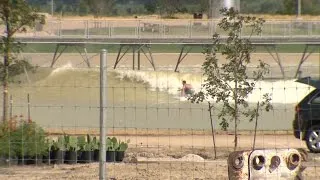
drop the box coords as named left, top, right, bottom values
left=8, top=19, right=320, bottom=39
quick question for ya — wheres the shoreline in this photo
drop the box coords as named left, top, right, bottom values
left=23, top=52, right=320, bottom=78
left=24, top=52, right=320, bottom=66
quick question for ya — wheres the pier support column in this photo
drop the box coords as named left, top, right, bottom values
left=294, top=44, right=320, bottom=78
left=51, top=43, right=90, bottom=68
left=133, top=46, right=136, bottom=70
left=174, top=44, right=213, bottom=72
left=265, top=45, right=285, bottom=78
left=174, top=45, right=194, bottom=72
left=113, top=44, right=156, bottom=70
left=257, top=44, right=286, bottom=78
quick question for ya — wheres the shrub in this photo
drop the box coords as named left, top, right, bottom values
left=0, top=123, right=16, bottom=158
left=10, top=121, right=47, bottom=157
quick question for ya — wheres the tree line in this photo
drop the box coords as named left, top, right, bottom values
left=27, top=0, right=320, bottom=17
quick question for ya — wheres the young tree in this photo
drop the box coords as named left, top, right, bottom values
left=144, top=1, right=157, bottom=14
left=86, top=0, right=116, bottom=17
left=156, top=0, right=181, bottom=18
left=190, top=8, right=272, bottom=151
left=0, top=0, right=45, bottom=122
left=282, top=0, right=296, bottom=15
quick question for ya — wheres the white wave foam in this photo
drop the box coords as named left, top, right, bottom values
left=114, top=70, right=315, bottom=104
left=50, top=62, right=74, bottom=75
left=49, top=62, right=99, bottom=76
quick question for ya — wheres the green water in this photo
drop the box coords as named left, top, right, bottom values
left=3, top=67, right=299, bottom=132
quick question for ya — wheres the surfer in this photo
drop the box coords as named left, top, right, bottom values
left=181, top=80, right=194, bottom=97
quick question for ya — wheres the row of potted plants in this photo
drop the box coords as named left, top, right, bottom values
left=0, top=120, right=130, bottom=166
left=47, top=134, right=130, bottom=164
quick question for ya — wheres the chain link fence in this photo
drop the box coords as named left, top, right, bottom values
left=0, top=50, right=320, bottom=179
left=5, top=19, right=320, bottom=39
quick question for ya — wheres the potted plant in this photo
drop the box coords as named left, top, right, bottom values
left=64, top=135, right=79, bottom=164
left=116, top=139, right=130, bottom=162
left=77, top=135, right=86, bottom=162
left=78, top=134, right=94, bottom=163
left=42, top=138, right=53, bottom=165
left=51, top=136, right=66, bottom=164
left=92, top=136, right=100, bottom=162
left=106, top=137, right=118, bottom=162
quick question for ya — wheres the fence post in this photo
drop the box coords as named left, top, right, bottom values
left=27, top=93, right=30, bottom=121
left=188, top=20, right=192, bottom=38
left=308, top=21, right=312, bottom=36
left=9, top=95, right=12, bottom=120
left=59, top=20, right=62, bottom=37
left=86, top=20, right=89, bottom=39
left=138, top=20, right=141, bottom=39
left=99, top=49, right=107, bottom=180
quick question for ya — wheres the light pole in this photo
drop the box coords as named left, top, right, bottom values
left=51, top=0, right=54, bottom=16
left=99, top=49, right=107, bottom=180
left=208, top=0, right=212, bottom=19
left=297, top=0, right=301, bottom=18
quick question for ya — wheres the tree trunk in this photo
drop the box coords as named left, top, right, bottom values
left=208, top=102, right=217, bottom=159
left=234, top=81, right=238, bottom=151
left=252, top=102, right=260, bottom=150
left=2, top=55, right=9, bottom=122
left=3, top=13, right=10, bottom=122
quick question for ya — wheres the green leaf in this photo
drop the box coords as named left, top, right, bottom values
left=77, top=136, right=86, bottom=150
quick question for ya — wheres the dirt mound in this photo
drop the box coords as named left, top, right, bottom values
left=180, top=154, right=204, bottom=162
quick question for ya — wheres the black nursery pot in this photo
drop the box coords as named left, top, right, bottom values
left=9, top=156, right=19, bottom=166
left=42, top=151, right=54, bottom=164
left=0, top=156, right=8, bottom=166
left=116, top=151, right=125, bottom=162
left=106, top=151, right=116, bottom=162
left=79, top=151, right=93, bottom=163
left=18, top=156, right=31, bottom=165
left=93, top=150, right=99, bottom=162
left=0, top=156, right=18, bottom=166
left=42, top=152, right=50, bottom=164
left=18, top=155, right=42, bottom=165
left=53, top=150, right=65, bottom=164
left=65, top=151, right=78, bottom=164
left=30, top=155, right=43, bottom=165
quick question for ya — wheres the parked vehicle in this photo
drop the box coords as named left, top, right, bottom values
left=294, top=77, right=320, bottom=153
